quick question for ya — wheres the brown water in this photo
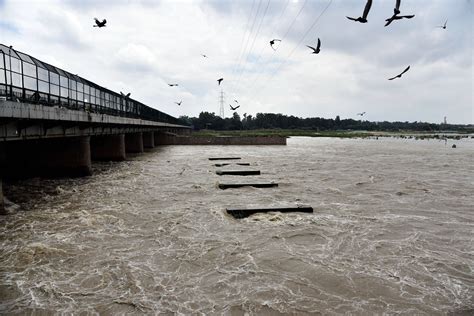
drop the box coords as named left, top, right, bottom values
left=1, top=137, right=473, bottom=315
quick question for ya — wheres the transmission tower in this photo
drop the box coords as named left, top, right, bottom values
left=218, top=88, right=225, bottom=118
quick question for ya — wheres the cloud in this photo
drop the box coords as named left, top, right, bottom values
left=0, top=0, right=471, bottom=123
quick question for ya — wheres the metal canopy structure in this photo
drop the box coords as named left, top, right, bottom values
left=0, top=43, right=183, bottom=125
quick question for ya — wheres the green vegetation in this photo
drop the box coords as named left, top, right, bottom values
left=179, top=112, right=474, bottom=134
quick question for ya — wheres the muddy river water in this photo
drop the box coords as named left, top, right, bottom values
left=1, top=137, right=473, bottom=315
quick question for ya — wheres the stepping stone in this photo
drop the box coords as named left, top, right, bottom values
left=216, top=170, right=261, bottom=176
left=214, top=163, right=251, bottom=167
left=218, top=182, right=278, bottom=190
left=209, top=157, right=241, bottom=161
left=226, top=205, right=313, bottom=219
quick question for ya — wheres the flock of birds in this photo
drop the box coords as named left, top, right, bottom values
left=92, top=0, right=449, bottom=118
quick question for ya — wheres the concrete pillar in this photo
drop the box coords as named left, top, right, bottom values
left=125, top=132, right=144, bottom=153
left=4, top=136, right=92, bottom=178
left=0, top=142, right=5, bottom=214
left=143, top=132, right=155, bottom=149
left=0, top=179, right=4, bottom=215
left=91, top=134, right=126, bottom=161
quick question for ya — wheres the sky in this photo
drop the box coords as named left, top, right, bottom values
left=0, top=0, right=472, bottom=124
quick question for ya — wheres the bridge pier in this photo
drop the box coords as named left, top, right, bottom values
left=91, top=134, right=126, bottom=161
left=143, top=132, right=155, bottom=149
left=3, top=136, right=92, bottom=178
left=0, top=180, right=4, bottom=215
left=125, top=132, right=144, bottom=153
left=0, top=143, right=4, bottom=214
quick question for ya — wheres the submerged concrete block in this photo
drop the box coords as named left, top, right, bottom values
left=226, top=205, right=313, bottom=219
left=216, top=170, right=261, bottom=176
left=214, top=163, right=251, bottom=167
left=218, top=182, right=278, bottom=190
left=209, top=157, right=241, bottom=161
left=91, top=134, right=126, bottom=161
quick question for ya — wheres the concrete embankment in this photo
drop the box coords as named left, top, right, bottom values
left=156, top=133, right=287, bottom=145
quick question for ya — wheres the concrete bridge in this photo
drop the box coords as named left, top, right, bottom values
left=0, top=44, right=189, bottom=213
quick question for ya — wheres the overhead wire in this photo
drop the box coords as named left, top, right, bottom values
left=238, top=0, right=308, bottom=101
left=247, top=0, right=334, bottom=103
left=230, top=0, right=271, bottom=98
left=227, top=0, right=263, bottom=95
left=230, top=0, right=291, bottom=97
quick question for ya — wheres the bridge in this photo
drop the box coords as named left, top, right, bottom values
left=0, top=44, right=190, bottom=212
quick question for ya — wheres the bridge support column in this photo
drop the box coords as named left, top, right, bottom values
left=91, top=134, right=126, bottom=161
left=0, top=180, right=4, bottom=215
left=0, top=143, right=4, bottom=214
left=143, top=132, right=155, bottom=149
left=4, top=136, right=92, bottom=178
left=125, top=132, right=144, bottom=153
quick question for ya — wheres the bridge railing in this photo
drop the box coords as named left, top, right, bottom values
left=0, top=44, right=185, bottom=126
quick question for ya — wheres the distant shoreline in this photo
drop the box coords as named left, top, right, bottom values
left=192, top=129, right=474, bottom=139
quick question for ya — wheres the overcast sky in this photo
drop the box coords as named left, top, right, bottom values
left=0, top=0, right=472, bottom=123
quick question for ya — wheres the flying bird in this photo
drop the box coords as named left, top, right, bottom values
left=201, top=54, right=208, bottom=58
left=93, top=18, right=107, bottom=28
left=357, top=112, right=366, bottom=116
left=436, top=20, right=448, bottom=29
left=120, top=91, right=131, bottom=98
left=306, top=38, right=321, bottom=54
left=346, top=0, right=372, bottom=23
left=168, top=83, right=178, bottom=87
left=229, top=104, right=240, bottom=111
left=175, top=100, right=182, bottom=106
left=234, top=100, right=239, bottom=103
left=269, top=39, right=281, bottom=50
left=388, top=66, right=410, bottom=80
left=384, top=0, right=415, bottom=27
left=217, top=78, right=224, bottom=85
left=384, top=14, right=415, bottom=27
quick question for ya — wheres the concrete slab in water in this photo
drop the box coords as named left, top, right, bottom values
left=218, top=182, right=277, bottom=189
left=209, top=157, right=241, bottom=161
left=214, top=163, right=251, bottom=167
left=216, top=170, right=261, bottom=176
left=226, top=206, right=313, bottom=219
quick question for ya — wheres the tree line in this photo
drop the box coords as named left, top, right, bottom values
left=178, top=112, right=472, bottom=132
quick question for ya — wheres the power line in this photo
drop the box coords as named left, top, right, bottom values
left=236, top=0, right=309, bottom=100
left=230, top=0, right=271, bottom=96
left=248, top=0, right=334, bottom=102
left=227, top=0, right=257, bottom=90
left=231, top=0, right=291, bottom=97
left=227, top=0, right=263, bottom=94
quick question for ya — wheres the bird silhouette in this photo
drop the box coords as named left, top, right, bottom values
left=346, top=0, right=372, bottom=23
left=120, top=91, right=131, bottom=98
left=201, top=54, right=208, bottom=58
left=388, top=66, right=410, bottom=80
left=168, top=83, right=178, bottom=87
left=93, top=18, right=107, bottom=28
left=384, top=14, right=415, bottom=27
left=437, top=20, right=448, bottom=29
left=175, top=100, right=182, bottom=106
left=269, top=39, right=281, bottom=50
left=217, top=78, right=224, bottom=85
left=384, top=0, right=415, bottom=27
left=234, top=99, right=239, bottom=103
left=306, top=38, right=321, bottom=54
left=357, top=112, right=366, bottom=116
left=229, top=104, right=240, bottom=111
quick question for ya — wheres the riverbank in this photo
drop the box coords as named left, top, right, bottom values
left=192, top=129, right=474, bottom=139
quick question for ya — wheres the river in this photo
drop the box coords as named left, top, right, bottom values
left=1, top=136, right=473, bottom=315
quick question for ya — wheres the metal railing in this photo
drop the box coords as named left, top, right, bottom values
left=0, top=44, right=185, bottom=126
